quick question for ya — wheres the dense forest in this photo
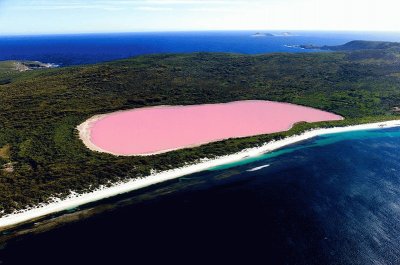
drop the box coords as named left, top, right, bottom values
left=0, top=43, right=400, bottom=215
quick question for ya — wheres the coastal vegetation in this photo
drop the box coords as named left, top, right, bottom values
left=0, top=42, right=400, bottom=215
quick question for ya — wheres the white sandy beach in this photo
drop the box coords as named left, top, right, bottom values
left=1, top=120, right=400, bottom=229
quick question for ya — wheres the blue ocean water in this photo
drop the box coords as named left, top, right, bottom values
left=1, top=31, right=400, bottom=66
left=1, top=127, right=400, bottom=264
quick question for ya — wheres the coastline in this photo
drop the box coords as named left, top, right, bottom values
left=1, top=119, right=400, bottom=229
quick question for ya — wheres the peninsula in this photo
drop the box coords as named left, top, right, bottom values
left=300, top=40, right=400, bottom=51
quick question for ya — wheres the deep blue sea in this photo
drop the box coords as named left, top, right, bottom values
left=1, top=31, right=400, bottom=66
left=1, top=127, right=400, bottom=264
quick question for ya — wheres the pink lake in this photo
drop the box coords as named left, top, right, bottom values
left=88, top=100, right=343, bottom=156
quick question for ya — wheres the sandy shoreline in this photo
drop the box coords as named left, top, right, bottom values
left=77, top=114, right=112, bottom=154
left=1, top=120, right=400, bottom=229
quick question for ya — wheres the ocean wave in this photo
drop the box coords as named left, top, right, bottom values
left=246, top=164, right=270, bottom=172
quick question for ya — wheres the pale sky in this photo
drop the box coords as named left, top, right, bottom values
left=1, top=0, right=400, bottom=35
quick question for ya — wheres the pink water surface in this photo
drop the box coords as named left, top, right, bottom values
left=90, top=101, right=343, bottom=155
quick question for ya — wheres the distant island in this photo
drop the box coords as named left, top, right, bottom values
left=279, top=32, right=294, bottom=36
left=251, top=32, right=275, bottom=37
left=251, top=32, right=295, bottom=37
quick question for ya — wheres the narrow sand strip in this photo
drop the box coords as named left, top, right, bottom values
left=1, top=120, right=399, bottom=229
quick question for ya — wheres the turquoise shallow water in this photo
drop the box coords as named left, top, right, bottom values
left=1, top=127, right=400, bottom=264
left=211, top=128, right=400, bottom=171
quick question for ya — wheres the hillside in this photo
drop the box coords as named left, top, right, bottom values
left=0, top=45, right=400, bottom=215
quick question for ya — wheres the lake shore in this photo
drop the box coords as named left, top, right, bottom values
left=1, top=119, right=400, bottom=230
left=77, top=100, right=343, bottom=156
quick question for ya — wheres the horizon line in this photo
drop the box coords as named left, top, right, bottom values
left=2, top=29, right=400, bottom=37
